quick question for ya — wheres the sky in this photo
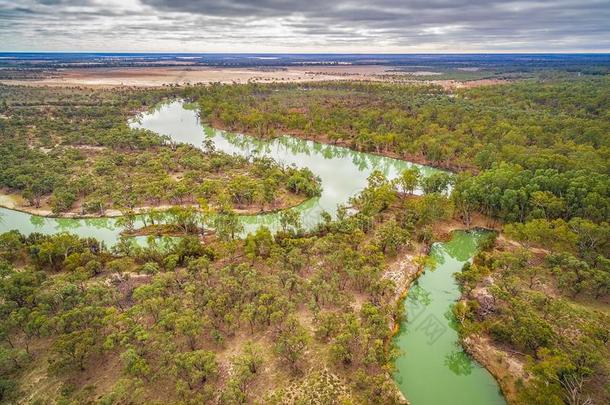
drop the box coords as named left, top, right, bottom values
left=1, top=0, right=609, bottom=53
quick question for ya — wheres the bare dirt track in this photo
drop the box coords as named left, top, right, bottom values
left=0, top=65, right=508, bottom=89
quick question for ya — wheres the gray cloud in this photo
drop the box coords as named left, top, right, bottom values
left=0, top=0, right=609, bottom=51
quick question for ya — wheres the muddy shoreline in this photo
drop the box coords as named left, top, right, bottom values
left=462, top=335, right=525, bottom=404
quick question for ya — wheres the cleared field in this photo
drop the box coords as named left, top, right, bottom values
left=0, top=65, right=508, bottom=88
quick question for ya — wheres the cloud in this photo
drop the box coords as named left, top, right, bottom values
left=0, top=0, right=609, bottom=51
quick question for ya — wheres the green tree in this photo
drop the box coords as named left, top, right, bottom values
left=398, top=167, right=420, bottom=195
left=174, top=350, right=218, bottom=391
left=274, top=317, right=309, bottom=371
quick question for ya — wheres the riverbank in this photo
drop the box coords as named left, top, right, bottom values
left=205, top=117, right=476, bottom=174
left=456, top=226, right=527, bottom=405
left=385, top=216, right=505, bottom=403
left=0, top=190, right=311, bottom=219
left=454, top=235, right=534, bottom=405
left=462, top=335, right=526, bottom=404
left=391, top=228, right=506, bottom=404
left=386, top=214, right=500, bottom=333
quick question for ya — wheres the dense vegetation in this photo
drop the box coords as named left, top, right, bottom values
left=195, top=80, right=609, bottom=225
left=0, top=75, right=608, bottom=404
left=196, top=80, right=608, bottom=170
left=456, top=219, right=609, bottom=404
left=191, top=78, right=609, bottom=404
left=0, top=85, right=320, bottom=216
left=0, top=170, right=454, bottom=404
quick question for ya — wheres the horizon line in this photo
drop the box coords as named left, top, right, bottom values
left=1, top=51, right=610, bottom=55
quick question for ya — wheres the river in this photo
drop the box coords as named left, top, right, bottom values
left=0, top=101, right=438, bottom=244
left=393, top=230, right=506, bottom=404
left=0, top=101, right=505, bottom=404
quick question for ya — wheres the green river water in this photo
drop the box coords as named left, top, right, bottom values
left=394, top=230, right=506, bottom=405
left=0, top=101, right=505, bottom=404
left=0, top=101, right=438, bottom=244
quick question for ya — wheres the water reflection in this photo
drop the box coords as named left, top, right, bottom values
left=0, top=100, right=443, bottom=246
left=444, top=348, right=475, bottom=376
left=55, top=218, right=81, bottom=230
left=393, top=231, right=505, bottom=405
left=83, top=218, right=115, bottom=230
left=407, top=283, right=432, bottom=307
left=29, top=215, right=44, bottom=228
left=442, top=232, right=481, bottom=262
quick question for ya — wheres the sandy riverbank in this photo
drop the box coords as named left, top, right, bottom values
left=0, top=190, right=309, bottom=219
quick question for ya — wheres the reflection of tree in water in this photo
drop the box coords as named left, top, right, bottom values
left=444, top=306, right=459, bottom=332
left=205, top=123, right=445, bottom=183
left=444, top=348, right=474, bottom=376
left=441, top=230, right=489, bottom=262
left=408, top=283, right=432, bottom=307
left=237, top=196, right=325, bottom=236
left=275, top=136, right=314, bottom=156
left=142, top=235, right=179, bottom=252
left=215, top=131, right=265, bottom=154
left=351, top=154, right=371, bottom=171
left=29, top=215, right=44, bottom=228
left=322, top=146, right=338, bottom=160
left=429, top=243, right=447, bottom=267
left=55, top=218, right=81, bottom=230
left=204, top=126, right=215, bottom=138
left=84, top=217, right=114, bottom=230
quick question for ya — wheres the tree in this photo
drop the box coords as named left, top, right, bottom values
left=50, top=329, right=96, bottom=372
left=214, top=208, right=244, bottom=241
left=274, top=317, right=309, bottom=371
left=221, top=342, right=263, bottom=403
left=421, top=172, right=453, bottom=194
left=358, top=170, right=397, bottom=214
left=174, top=350, right=218, bottom=391
left=175, top=310, right=205, bottom=350
left=49, top=187, right=77, bottom=214
left=530, top=191, right=566, bottom=219
left=410, top=193, right=454, bottom=225
left=245, top=226, right=273, bottom=260
left=279, top=210, right=302, bottom=234
left=115, top=210, right=136, bottom=233
left=167, top=206, right=200, bottom=234
left=121, top=348, right=151, bottom=381
left=398, top=167, right=420, bottom=195
left=504, top=219, right=577, bottom=252
left=31, top=233, right=86, bottom=271
left=376, top=218, right=409, bottom=256
left=451, top=173, right=479, bottom=226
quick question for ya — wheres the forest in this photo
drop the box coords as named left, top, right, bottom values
left=189, top=78, right=609, bottom=404
left=0, top=85, right=320, bottom=217
left=0, top=75, right=608, bottom=404
left=0, top=168, right=455, bottom=404
left=194, top=80, right=608, bottom=224
left=456, top=218, right=609, bottom=404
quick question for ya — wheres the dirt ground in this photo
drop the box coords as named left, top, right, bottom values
left=0, top=65, right=508, bottom=89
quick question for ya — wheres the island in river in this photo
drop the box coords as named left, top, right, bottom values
left=0, top=85, right=321, bottom=222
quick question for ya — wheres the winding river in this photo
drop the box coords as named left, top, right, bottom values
left=0, top=101, right=505, bottom=404
left=0, top=101, right=439, bottom=244
left=394, top=230, right=506, bottom=405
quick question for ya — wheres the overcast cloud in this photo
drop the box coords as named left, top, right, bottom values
left=1, top=0, right=609, bottom=52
